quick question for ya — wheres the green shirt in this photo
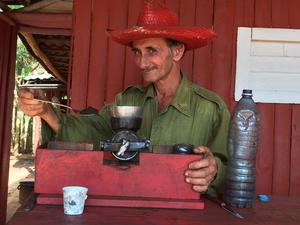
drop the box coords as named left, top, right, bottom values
left=43, top=75, right=230, bottom=194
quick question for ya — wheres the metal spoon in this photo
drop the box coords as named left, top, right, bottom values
left=33, top=98, right=81, bottom=113
left=203, top=195, right=244, bottom=219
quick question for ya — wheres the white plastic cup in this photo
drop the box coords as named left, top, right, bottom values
left=62, top=186, right=88, bottom=215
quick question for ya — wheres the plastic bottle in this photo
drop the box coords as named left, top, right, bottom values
left=223, top=89, right=260, bottom=208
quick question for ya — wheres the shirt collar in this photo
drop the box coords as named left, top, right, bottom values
left=145, top=83, right=155, bottom=99
left=144, top=72, right=192, bottom=117
left=170, top=73, right=192, bottom=117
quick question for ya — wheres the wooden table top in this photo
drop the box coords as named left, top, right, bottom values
left=7, top=196, right=300, bottom=225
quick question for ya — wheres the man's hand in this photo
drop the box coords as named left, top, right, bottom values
left=18, top=88, right=60, bottom=133
left=184, top=146, right=217, bottom=193
left=18, top=88, right=49, bottom=117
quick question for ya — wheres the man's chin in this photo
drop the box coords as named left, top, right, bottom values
left=142, top=73, right=157, bottom=83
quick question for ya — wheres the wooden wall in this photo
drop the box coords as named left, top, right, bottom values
left=70, top=0, right=300, bottom=195
left=0, top=20, right=17, bottom=224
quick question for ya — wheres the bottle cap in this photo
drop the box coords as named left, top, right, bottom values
left=242, top=89, right=253, bottom=97
left=258, top=194, right=270, bottom=202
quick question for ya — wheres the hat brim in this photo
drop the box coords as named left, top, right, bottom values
left=107, top=26, right=216, bottom=50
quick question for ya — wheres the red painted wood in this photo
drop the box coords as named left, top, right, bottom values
left=8, top=12, right=72, bottom=29
left=272, top=0, right=289, bottom=28
left=0, top=25, right=9, bottom=136
left=211, top=0, right=235, bottom=107
left=272, top=105, right=292, bottom=195
left=37, top=194, right=204, bottom=209
left=0, top=20, right=17, bottom=225
left=193, top=0, right=213, bottom=90
left=254, top=0, right=272, bottom=27
left=18, top=26, right=72, bottom=35
left=70, top=0, right=92, bottom=109
left=271, top=0, right=291, bottom=195
left=234, top=0, right=255, bottom=27
left=66, top=33, right=73, bottom=107
left=256, top=104, right=275, bottom=194
left=229, top=0, right=255, bottom=111
left=179, top=0, right=195, bottom=81
left=105, top=0, right=129, bottom=103
left=123, top=0, right=144, bottom=88
left=0, top=13, right=15, bottom=26
left=288, top=0, right=300, bottom=29
left=253, top=0, right=274, bottom=195
left=290, top=106, right=300, bottom=195
left=8, top=196, right=300, bottom=225
left=288, top=0, right=300, bottom=196
left=165, top=0, right=180, bottom=16
left=0, top=22, right=8, bottom=225
left=35, top=149, right=201, bottom=200
left=87, top=0, right=109, bottom=109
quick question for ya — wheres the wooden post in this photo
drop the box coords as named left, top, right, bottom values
left=0, top=20, right=17, bottom=225
left=70, top=0, right=93, bottom=109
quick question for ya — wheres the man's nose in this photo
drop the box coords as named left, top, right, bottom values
left=136, top=54, right=149, bottom=69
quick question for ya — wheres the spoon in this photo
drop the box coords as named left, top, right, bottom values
left=33, top=98, right=81, bottom=113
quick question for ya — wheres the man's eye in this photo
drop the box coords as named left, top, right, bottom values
left=147, top=48, right=157, bottom=55
left=132, top=49, right=141, bottom=56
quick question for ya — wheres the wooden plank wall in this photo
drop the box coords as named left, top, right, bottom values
left=70, top=0, right=300, bottom=195
left=0, top=20, right=17, bottom=225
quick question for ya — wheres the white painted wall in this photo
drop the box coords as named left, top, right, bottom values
left=235, top=27, right=300, bottom=103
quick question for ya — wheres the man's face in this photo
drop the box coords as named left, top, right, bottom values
left=131, top=38, right=174, bottom=83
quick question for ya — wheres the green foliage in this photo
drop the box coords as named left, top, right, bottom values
left=15, top=37, right=38, bottom=78
left=8, top=5, right=24, bottom=10
left=11, top=37, right=40, bottom=155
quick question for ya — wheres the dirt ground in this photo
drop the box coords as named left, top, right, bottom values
left=6, top=154, right=34, bottom=222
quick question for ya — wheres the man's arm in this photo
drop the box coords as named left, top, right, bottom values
left=18, top=89, right=60, bottom=133
left=185, top=100, right=230, bottom=194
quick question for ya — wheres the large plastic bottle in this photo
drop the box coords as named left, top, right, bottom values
left=223, top=89, right=260, bottom=208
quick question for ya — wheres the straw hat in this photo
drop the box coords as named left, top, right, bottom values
left=107, top=0, right=216, bottom=50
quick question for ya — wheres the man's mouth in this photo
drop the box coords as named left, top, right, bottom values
left=141, top=67, right=156, bottom=74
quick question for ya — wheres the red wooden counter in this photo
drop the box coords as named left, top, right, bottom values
left=7, top=196, right=300, bottom=225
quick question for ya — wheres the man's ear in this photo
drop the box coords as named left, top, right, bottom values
left=172, top=44, right=185, bottom=62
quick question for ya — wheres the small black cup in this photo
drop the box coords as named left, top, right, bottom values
left=173, top=144, right=194, bottom=155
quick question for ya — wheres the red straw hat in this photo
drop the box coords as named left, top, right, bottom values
left=107, top=0, right=216, bottom=50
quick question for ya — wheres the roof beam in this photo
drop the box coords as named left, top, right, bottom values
left=19, top=25, right=72, bottom=35
left=21, top=32, right=67, bottom=83
left=5, top=12, right=72, bottom=29
left=18, top=0, right=62, bottom=12
left=0, top=13, right=16, bottom=26
left=1, top=0, right=31, bottom=6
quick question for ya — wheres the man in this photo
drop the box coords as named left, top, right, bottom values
left=18, top=0, right=230, bottom=196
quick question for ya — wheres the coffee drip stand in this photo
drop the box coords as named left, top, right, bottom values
left=34, top=106, right=204, bottom=209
